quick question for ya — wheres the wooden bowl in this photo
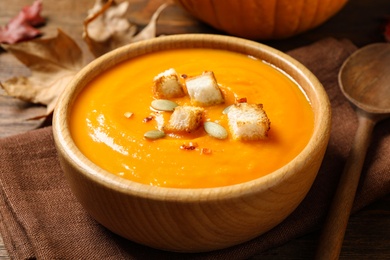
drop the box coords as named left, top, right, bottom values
left=53, top=34, right=331, bottom=252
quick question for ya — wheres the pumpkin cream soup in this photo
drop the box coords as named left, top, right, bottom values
left=70, top=48, right=314, bottom=188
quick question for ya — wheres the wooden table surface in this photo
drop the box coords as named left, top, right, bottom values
left=1, top=0, right=390, bottom=259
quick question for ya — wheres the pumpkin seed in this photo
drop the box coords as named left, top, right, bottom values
left=204, top=121, right=228, bottom=139
left=222, top=105, right=233, bottom=115
left=144, top=130, right=165, bottom=140
left=124, top=112, right=133, bottom=118
left=151, top=99, right=178, bottom=112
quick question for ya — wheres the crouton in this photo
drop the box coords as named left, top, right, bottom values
left=227, top=103, right=270, bottom=141
left=154, top=112, right=165, bottom=131
left=185, top=71, right=224, bottom=106
left=165, top=106, right=204, bottom=133
left=153, top=68, right=185, bottom=98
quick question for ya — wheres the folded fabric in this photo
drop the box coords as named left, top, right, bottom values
left=0, top=38, right=389, bottom=259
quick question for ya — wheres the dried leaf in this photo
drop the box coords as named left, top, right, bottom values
left=83, top=0, right=171, bottom=57
left=20, top=0, right=46, bottom=26
left=0, top=29, right=84, bottom=119
left=0, top=1, right=171, bottom=121
left=385, top=18, right=390, bottom=42
left=83, top=0, right=136, bottom=57
left=0, top=0, right=45, bottom=44
left=130, top=3, right=171, bottom=43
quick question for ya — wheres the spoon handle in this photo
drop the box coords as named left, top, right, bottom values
left=315, top=113, right=376, bottom=260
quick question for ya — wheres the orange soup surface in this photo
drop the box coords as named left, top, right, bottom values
left=70, top=48, right=314, bottom=188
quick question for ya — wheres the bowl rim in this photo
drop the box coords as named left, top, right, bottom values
left=53, top=34, right=331, bottom=201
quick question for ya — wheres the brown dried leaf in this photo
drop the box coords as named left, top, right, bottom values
left=130, top=3, right=171, bottom=43
left=83, top=0, right=136, bottom=58
left=83, top=0, right=171, bottom=57
left=0, top=29, right=84, bottom=119
left=0, top=1, right=171, bottom=122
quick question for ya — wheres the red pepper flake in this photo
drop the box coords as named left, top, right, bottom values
left=200, top=148, right=212, bottom=155
left=236, top=97, right=247, bottom=103
left=143, top=115, right=154, bottom=123
left=180, top=142, right=198, bottom=151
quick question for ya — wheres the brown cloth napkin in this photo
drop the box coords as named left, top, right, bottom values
left=0, top=38, right=389, bottom=259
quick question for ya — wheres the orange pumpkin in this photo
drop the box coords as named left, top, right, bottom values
left=175, top=0, right=348, bottom=39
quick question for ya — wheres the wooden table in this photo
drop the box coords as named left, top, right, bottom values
left=1, top=0, right=389, bottom=259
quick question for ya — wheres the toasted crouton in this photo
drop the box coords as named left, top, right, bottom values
left=165, top=106, right=204, bottom=133
left=185, top=71, right=224, bottom=106
left=227, top=103, right=270, bottom=141
left=154, top=112, right=165, bottom=131
left=153, top=68, right=185, bottom=98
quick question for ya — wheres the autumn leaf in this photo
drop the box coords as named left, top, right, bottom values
left=384, top=18, right=390, bottom=42
left=19, top=0, right=46, bottom=26
left=130, top=3, right=172, bottom=43
left=83, top=0, right=136, bottom=57
left=0, top=0, right=45, bottom=44
left=83, top=0, right=172, bottom=57
left=1, top=0, right=170, bottom=121
left=0, top=29, right=83, bottom=119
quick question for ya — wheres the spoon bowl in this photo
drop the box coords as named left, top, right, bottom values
left=339, top=43, right=390, bottom=116
left=316, top=43, right=390, bottom=259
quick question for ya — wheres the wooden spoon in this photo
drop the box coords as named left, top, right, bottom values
left=315, top=43, right=390, bottom=259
